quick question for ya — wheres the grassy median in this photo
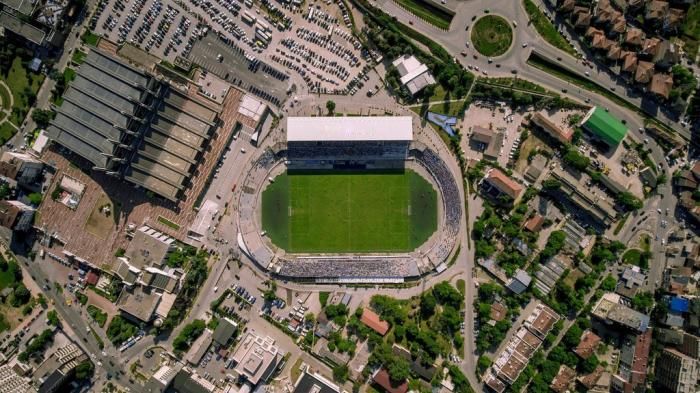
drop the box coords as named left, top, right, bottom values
left=394, top=0, right=453, bottom=30
left=523, top=0, right=578, bottom=57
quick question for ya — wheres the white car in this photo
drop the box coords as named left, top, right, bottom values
left=522, top=42, right=528, bottom=48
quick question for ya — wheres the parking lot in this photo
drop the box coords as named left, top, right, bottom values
left=91, top=0, right=371, bottom=103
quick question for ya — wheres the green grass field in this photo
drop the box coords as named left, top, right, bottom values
left=262, top=170, right=437, bottom=253
left=393, top=0, right=453, bottom=30
left=471, top=15, right=513, bottom=57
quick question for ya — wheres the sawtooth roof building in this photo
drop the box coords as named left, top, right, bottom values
left=46, top=49, right=219, bottom=201
left=580, top=106, right=628, bottom=147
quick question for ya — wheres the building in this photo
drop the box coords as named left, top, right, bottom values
left=46, top=49, right=219, bottom=201
left=293, top=369, right=342, bottom=393
left=146, top=363, right=182, bottom=392
left=575, top=330, right=601, bottom=359
left=611, top=329, right=652, bottom=393
left=616, top=265, right=646, bottom=299
left=650, top=73, right=674, bottom=99
left=360, top=308, right=390, bottom=336
left=530, top=113, right=573, bottom=144
left=592, top=293, right=650, bottom=333
left=681, top=333, right=700, bottom=359
left=580, top=106, right=629, bottom=147
left=523, top=214, right=544, bottom=233
left=549, top=167, right=617, bottom=226
left=185, top=329, right=213, bottom=366
left=655, top=348, right=699, bottom=393
left=0, top=200, right=35, bottom=231
left=230, top=332, right=282, bottom=387
left=483, top=303, right=560, bottom=392
left=391, top=55, right=435, bottom=95
left=533, top=255, right=570, bottom=295
left=32, top=343, right=88, bottom=393
left=286, top=116, right=412, bottom=167
left=212, top=317, right=238, bottom=347
left=550, top=365, right=577, bottom=393
left=172, top=367, right=217, bottom=393
left=0, top=363, right=31, bottom=393
left=506, top=269, right=532, bottom=294
left=482, top=168, right=523, bottom=202
left=124, top=226, right=176, bottom=269
left=0, top=151, right=43, bottom=187
left=372, top=368, right=408, bottom=393
left=116, top=285, right=162, bottom=323
left=469, top=126, right=503, bottom=161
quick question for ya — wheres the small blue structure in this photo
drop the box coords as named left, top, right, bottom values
left=29, top=58, right=42, bottom=72
left=426, top=112, right=457, bottom=137
left=669, top=297, right=690, bottom=313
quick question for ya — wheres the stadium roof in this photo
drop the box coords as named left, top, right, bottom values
left=286, top=116, right=413, bottom=142
left=580, top=107, right=628, bottom=146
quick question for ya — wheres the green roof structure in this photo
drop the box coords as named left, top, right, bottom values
left=580, top=107, right=628, bottom=147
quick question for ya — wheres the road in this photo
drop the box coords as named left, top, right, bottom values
left=373, top=0, right=689, bottom=139
left=17, top=253, right=141, bottom=391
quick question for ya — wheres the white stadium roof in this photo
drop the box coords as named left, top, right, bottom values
left=286, top=116, right=413, bottom=142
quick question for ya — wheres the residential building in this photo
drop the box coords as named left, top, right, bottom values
left=116, top=285, right=162, bottom=323
left=230, top=332, right=282, bottom=387
left=146, top=363, right=182, bottom=392
left=655, top=348, right=699, bottom=393
left=616, top=265, right=646, bottom=299
left=360, top=309, right=390, bottom=336
left=372, top=368, right=408, bottom=393
left=483, top=168, right=523, bottom=202
left=533, top=255, right=570, bottom=295
left=391, top=55, right=435, bottom=95
left=549, top=167, right=617, bottom=225
left=172, top=367, right=216, bottom=393
left=212, top=317, right=238, bottom=347
left=575, top=330, right=602, bottom=359
left=0, top=200, right=34, bottom=231
left=592, top=293, right=650, bottom=333
left=0, top=151, right=43, bottom=187
left=0, top=364, right=31, bottom=393
left=550, top=365, right=577, bottom=393
left=293, top=369, right=342, bottom=393
left=681, top=333, right=700, bottom=359
left=650, top=73, right=674, bottom=99
left=506, top=269, right=531, bottom=294
left=523, top=214, right=544, bottom=233
left=530, top=113, right=573, bottom=144
left=32, top=343, right=88, bottom=393
left=612, top=329, right=652, bottom=393
left=185, top=329, right=213, bottom=366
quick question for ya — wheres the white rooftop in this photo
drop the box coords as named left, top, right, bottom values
left=238, top=95, right=267, bottom=122
left=392, top=55, right=435, bottom=95
left=286, top=116, right=413, bottom=142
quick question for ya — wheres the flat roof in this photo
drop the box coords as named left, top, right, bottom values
left=286, top=116, right=413, bottom=142
left=0, top=11, right=45, bottom=44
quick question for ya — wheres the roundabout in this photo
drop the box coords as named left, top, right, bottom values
left=471, top=15, right=513, bottom=57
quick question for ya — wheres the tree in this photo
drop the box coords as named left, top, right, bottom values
left=563, top=150, right=590, bottom=171
left=617, top=192, right=643, bottom=210
left=326, top=100, right=336, bottom=115
left=541, top=178, right=562, bottom=190
left=31, top=109, right=54, bottom=128
left=11, top=284, right=30, bottom=307
left=631, top=292, right=654, bottom=313
left=27, top=193, right=42, bottom=205
left=600, top=275, right=616, bottom=291
left=477, top=355, right=492, bottom=373
left=75, top=361, right=94, bottom=379
left=420, top=292, right=436, bottom=318
left=0, top=183, right=10, bottom=200
left=580, top=354, right=599, bottom=374
left=332, top=364, right=349, bottom=383
left=386, top=356, right=411, bottom=383
left=47, top=310, right=59, bottom=326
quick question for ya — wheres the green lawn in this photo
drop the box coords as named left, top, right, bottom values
left=0, top=82, right=11, bottom=111
left=81, top=31, right=101, bottom=46
left=3, top=57, right=44, bottom=126
left=471, top=15, right=513, bottom=57
left=682, top=2, right=700, bottom=60
left=622, top=249, right=641, bottom=265
left=523, top=0, right=578, bottom=57
left=71, top=50, right=87, bottom=65
left=393, top=0, right=453, bottom=30
left=262, top=170, right=438, bottom=253
left=0, top=122, right=17, bottom=145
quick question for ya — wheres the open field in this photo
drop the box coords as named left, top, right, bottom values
left=682, top=2, right=700, bottom=59
left=393, top=0, right=453, bottom=30
left=471, top=15, right=513, bottom=57
left=3, top=57, right=44, bottom=126
left=262, top=170, right=438, bottom=253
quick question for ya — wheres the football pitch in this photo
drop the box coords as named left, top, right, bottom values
left=261, top=170, right=438, bottom=253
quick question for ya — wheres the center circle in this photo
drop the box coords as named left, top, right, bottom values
left=471, top=15, right=513, bottom=57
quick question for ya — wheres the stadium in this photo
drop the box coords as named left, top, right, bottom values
left=236, top=116, right=462, bottom=284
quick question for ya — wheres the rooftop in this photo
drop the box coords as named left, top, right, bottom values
left=293, top=370, right=341, bottom=393
left=286, top=116, right=413, bottom=142
left=485, top=168, right=523, bottom=200
left=116, top=286, right=161, bottom=322
left=580, top=107, right=628, bottom=147
left=574, top=330, right=601, bottom=359
left=372, top=368, right=408, bottom=393
left=360, top=308, right=390, bottom=336
left=231, top=332, right=280, bottom=385
left=124, top=226, right=175, bottom=269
